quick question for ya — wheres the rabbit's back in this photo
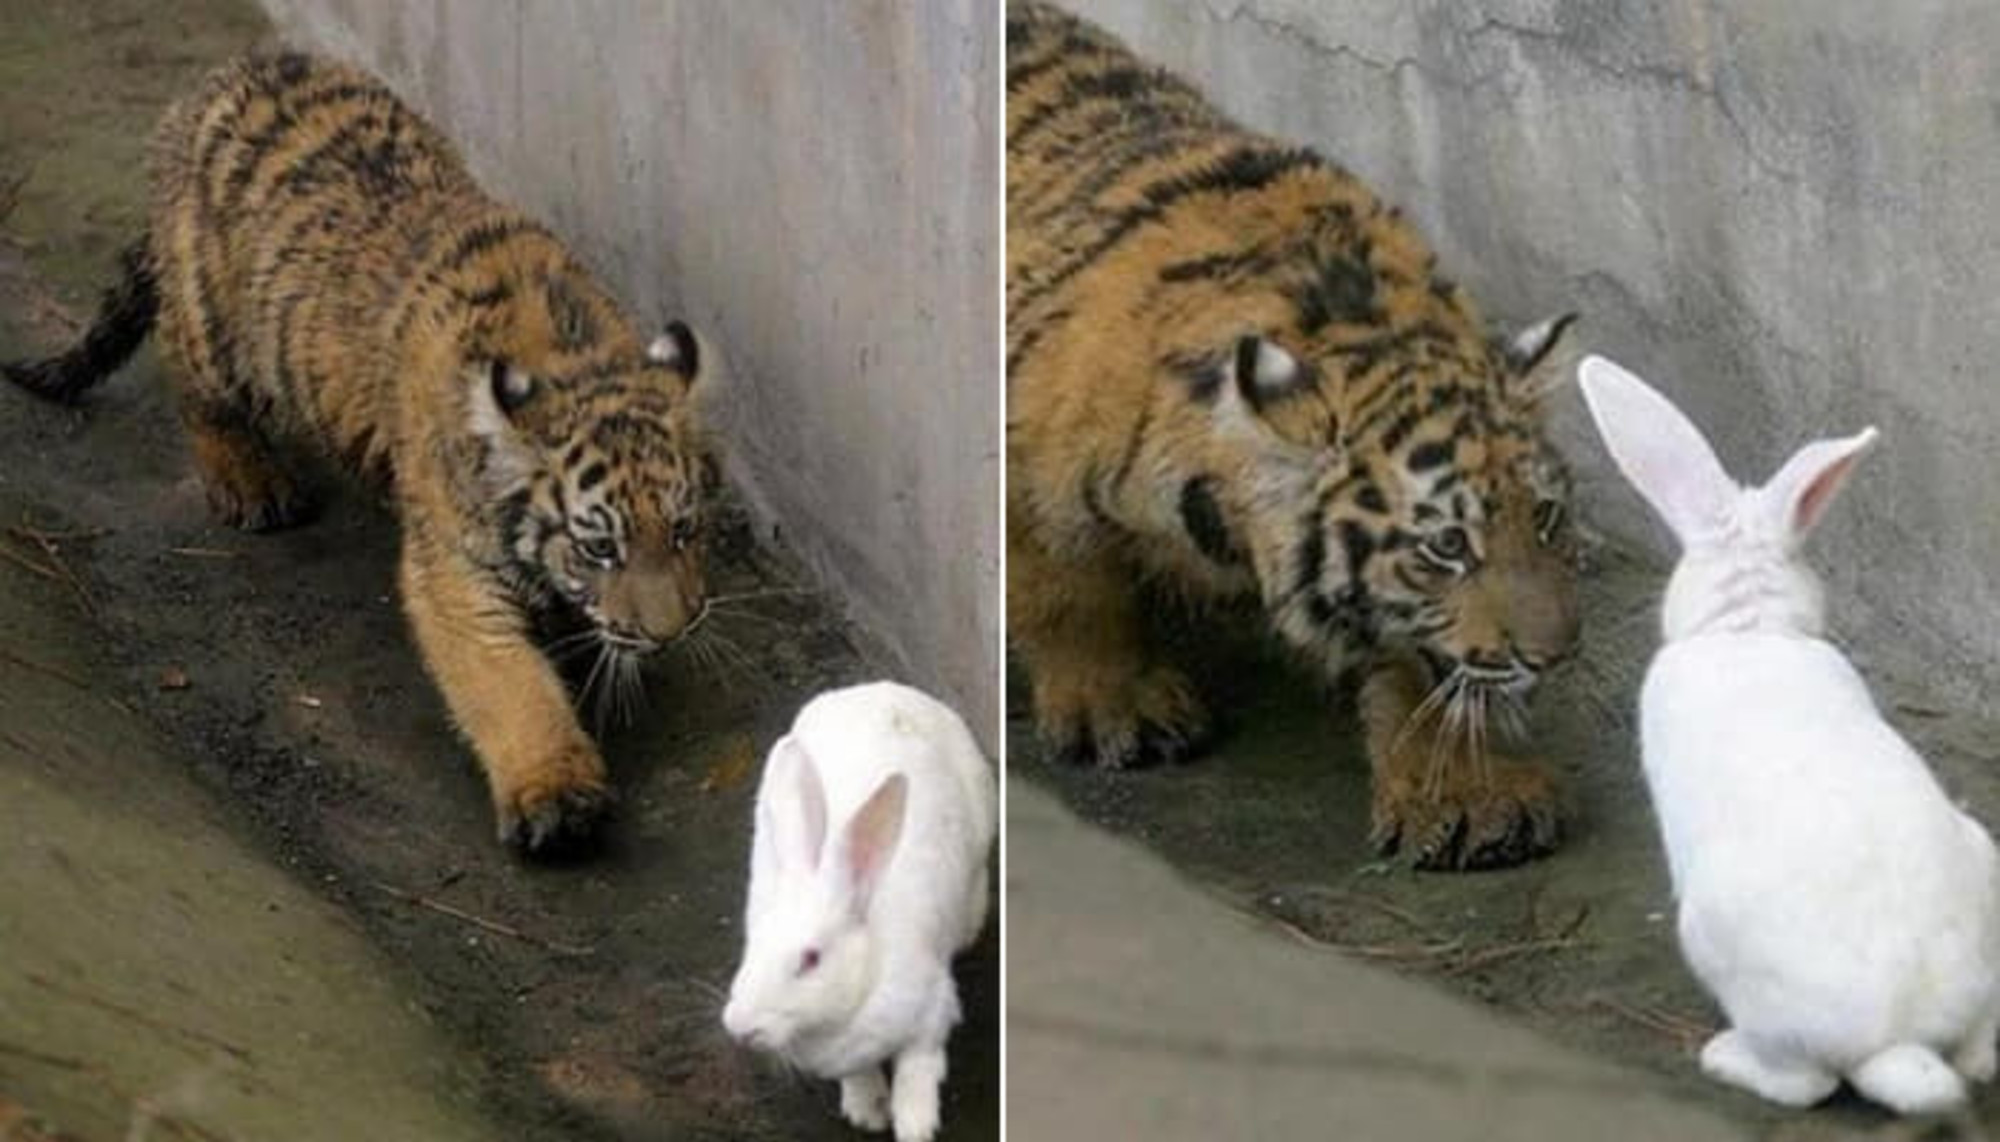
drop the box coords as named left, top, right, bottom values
left=1643, top=635, right=2000, bottom=1050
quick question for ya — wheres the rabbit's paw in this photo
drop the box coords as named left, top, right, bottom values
left=1851, top=1044, right=1968, bottom=1115
left=840, top=1069, right=891, bottom=1133
left=890, top=1049, right=945, bottom=1142
left=1370, top=759, right=1562, bottom=871
left=1699, top=1030, right=1839, bottom=1108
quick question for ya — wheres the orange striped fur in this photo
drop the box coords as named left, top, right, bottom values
left=1007, top=4, right=1581, bottom=869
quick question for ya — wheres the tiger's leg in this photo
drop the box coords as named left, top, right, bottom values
left=400, top=534, right=610, bottom=853
left=1360, top=652, right=1560, bottom=870
left=153, top=300, right=314, bottom=531
left=1009, top=524, right=1208, bottom=769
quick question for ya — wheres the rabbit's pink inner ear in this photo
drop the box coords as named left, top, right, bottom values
left=1771, top=428, right=1879, bottom=542
left=837, top=773, right=908, bottom=918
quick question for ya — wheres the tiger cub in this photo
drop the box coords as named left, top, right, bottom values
left=4, top=52, right=715, bottom=855
left=1007, top=4, right=1582, bottom=870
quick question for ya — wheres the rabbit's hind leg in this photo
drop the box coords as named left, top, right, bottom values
left=1699, top=1029, right=1838, bottom=1108
left=1849, top=1043, right=1967, bottom=1115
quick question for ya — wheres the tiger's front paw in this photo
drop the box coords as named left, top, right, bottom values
left=1369, top=759, right=1561, bottom=871
left=493, top=746, right=613, bottom=856
left=1036, top=665, right=1210, bottom=770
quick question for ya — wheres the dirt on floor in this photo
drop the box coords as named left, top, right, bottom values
left=0, top=3, right=996, bottom=1140
left=1013, top=532, right=2000, bottom=1138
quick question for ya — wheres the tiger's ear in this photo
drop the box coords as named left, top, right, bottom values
left=465, top=359, right=537, bottom=432
left=463, top=359, right=539, bottom=486
left=646, top=320, right=705, bottom=384
left=1501, top=312, right=1580, bottom=405
left=1213, top=334, right=1330, bottom=463
left=1229, top=334, right=1308, bottom=410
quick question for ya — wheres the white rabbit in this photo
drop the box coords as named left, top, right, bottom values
left=1577, top=354, right=2000, bottom=1115
left=722, top=681, right=996, bottom=1141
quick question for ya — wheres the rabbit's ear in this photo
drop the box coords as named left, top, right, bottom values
left=1759, top=427, right=1878, bottom=547
left=1577, top=356, right=1736, bottom=545
left=832, top=772, right=908, bottom=921
left=766, top=736, right=828, bottom=872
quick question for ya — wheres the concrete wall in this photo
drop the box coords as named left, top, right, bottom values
left=1065, top=0, right=2000, bottom=702
left=257, top=0, right=1000, bottom=742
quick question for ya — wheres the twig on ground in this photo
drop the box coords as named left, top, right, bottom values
left=1256, top=909, right=1462, bottom=962
left=655, top=952, right=728, bottom=1003
left=1587, top=996, right=1714, bottom=1053
left=1290, top=886, right=1440, bottom=940
left=0, top=1039, right=92, bottom=1073
left=0, top=646, right=92, bottom=691
left=0, top=542, right=61, bottom=582
left=26, top=972, right=251, bottom=1064
left=12, top=524, right=107, bottom=543
left=367, top=880, right=594, bottom=957
left=167, top=546, right=239, bottom=559
left=6, top=525, right=96, bottom=616
left=0, top=170, right=28, bottom=226
left=1248, top=901, right=1589, bottom=976
left=1436, top=934, right=1588, bottom=977
left=0, top=646, right=132, bottom=715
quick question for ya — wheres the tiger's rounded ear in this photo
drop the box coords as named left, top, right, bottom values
left=1213, top=334, right=1329, bottom=464
left=1502, top=312, right=1580, bottom=405
left=646, top=320, right=703, bottom=382
left=1503, top=312, right=1579, bottom=375
left=464, top=359, right=538, bottom=475
left=1232, top=334, right=1305, bottom=410
left=490, top=358, right=536, bottom=414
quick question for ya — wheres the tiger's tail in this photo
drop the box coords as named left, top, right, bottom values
left=3, top=236, right=158, bottom=403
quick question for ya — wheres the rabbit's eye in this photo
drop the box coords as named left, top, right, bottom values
left=796, top=948, right=822, bottom=976
left=671, top=517, right=698, bottom=551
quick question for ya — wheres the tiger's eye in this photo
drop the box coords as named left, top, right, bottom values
left=1426, top=525, right=1470, bottom=562
left=575, top=534, right=619, bottom=566
left=671, top=518, right=698, bottom=551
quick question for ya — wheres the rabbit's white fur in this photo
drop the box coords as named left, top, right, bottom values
left=1579, top=355, right=2000, bottom=1115
left=722, top=681, right=996, bottom=1141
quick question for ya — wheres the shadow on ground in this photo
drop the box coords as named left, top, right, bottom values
left=0, top=3, right=996, bottom=1139
left=1012, top=539, right=2000, bottom=1138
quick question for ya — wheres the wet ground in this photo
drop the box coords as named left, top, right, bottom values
left=0, top=2, right=996, bottom=1139
left=1013, top=540, right=2000, bottom=1138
